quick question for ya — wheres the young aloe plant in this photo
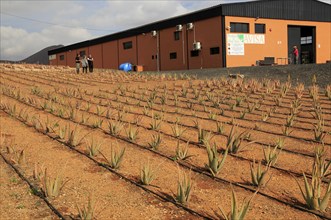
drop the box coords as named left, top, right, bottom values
left=42, top=168, right=67, bottom=198
left=67, top=125, right=87, bottom=148
left=107, top=119, right=124, bottom=136
left=171, top=123, right=187, bottom=138
left=76, top=193, right=96, bottom=220
left=294, top=173, right=331, bottom=212
left=250, top=159, right=271, bottom=187
left=100, top=143, right=125, bottom=169
left=214, top=122, right=224, bottom=135
left=226, top=126, right=250, bottom=154
left=175, top=170, right=193, bottom=205
left=205, top=142, right=228, bottom=177
left=313, top=119, right=326, bottom=142
left=33, top=163, right=45, bottom=182
left=175, top=140, right=192, bottom=161
left=263, top=142, right=283, bottom=166
left=293, top=145, right=331, bottom=211
left=85, top=137, right=103, bottom=157
left=197, top=126, right=213, bottom=145
left=125, top=124, right=139, bottom=142
left=219, top=185, right=257, bottom=220
left=148, top=133, right=162, bottom=151
left=140, top=160, right=157, bottom=186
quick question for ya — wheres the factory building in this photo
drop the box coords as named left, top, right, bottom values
left=48, top=0, right=331, bottom=71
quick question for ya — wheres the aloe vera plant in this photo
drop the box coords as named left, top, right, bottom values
left=85, top=137, right=103, bottom=157
left=148, top=133, right=162, bottom=150
left=294, top=171, right=331, bottom=211
left=205, top=142, right=228, bottom=177
left=293, top=145, right=331, bottom=211
left=125, top=124, right=139, bottom=142
left=226, top=126, right=250, bottom=154
left=76, top=193, right=96, bottom=220
left=250, top=159, right=271, bottom=187
left=100, top=144, right=125, bottom=169
left=198, top=126, right=213, bottom=145
left=43, top=168, right=67, bottom=198
left=219, top=185, right=257, bottom=220
left=107, top=119, right=124, bottom=136
left=33, top=162, right=45, bottom=182
left=175, top=141, right=191, bottom=161
left=171, top=123, right=187, bottom=138
left=263, top=143, right=283, bottom=166
left=11, top=149, right=26, bottom=166
left=140, top=160, right=157, bottom=185
left=313, top=119, right=326, bottom=142
left=149, top=117, right=162, bottom=131
left=67, top=125, right=86, bottom=148
left=175, top=170, right=193, bottom=205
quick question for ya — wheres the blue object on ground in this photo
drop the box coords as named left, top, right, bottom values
left=119, top=63, right=132, bottom=72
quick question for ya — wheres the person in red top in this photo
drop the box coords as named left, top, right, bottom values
left=293, top=46, right=299, bottom=64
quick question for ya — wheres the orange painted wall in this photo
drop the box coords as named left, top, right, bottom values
left=88, top=44, right=102, bottom=68
left=159, top=28, right=188, bottom=71
left=225, top=16, right=331, bottom=67
left=315, top=22, right=331, bottom=63
left=102, top=41, right=118, bottom=69
left=187, top=17, right=223, bottom=69
left=118, top=37, right=137, bottom=65
left=137, top=33, right=158, bottom=71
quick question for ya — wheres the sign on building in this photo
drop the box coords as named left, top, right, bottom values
left=227, top=34, right=265, bottom=55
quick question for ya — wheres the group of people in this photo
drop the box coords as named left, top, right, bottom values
left=75, top=54, right=94, bottom=74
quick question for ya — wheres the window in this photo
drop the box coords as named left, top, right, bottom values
left=174, top=31, right=180, bottom=41
left=191, top=50, right=199, bottom=57
left=170, top=52, right=177, bottom=59
left=152, top=55, right=154, bottom=60
left=79, top=51, right=85, bottom=57
left=230, top=22, right=249, bottom=33
left=123, top=41, right=132, bottom=49
left=255, top=24, right=265, bottom=33
left=301, top=36, right=312, bottom=44
left=59, top=55, right=65, bottom=60
left=210, top=47, right=220, bottom=55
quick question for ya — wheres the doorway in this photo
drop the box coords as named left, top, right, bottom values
left=288, top=25, right=316, bottom=64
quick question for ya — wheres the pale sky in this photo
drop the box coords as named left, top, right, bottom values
left=1, top=0, right=330, bottom=61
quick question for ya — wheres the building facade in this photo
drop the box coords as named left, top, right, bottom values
left=48, top=0, right=331, bottom=70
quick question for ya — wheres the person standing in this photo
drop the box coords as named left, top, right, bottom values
left=87, top=54, right=94, bottom=73
left=81, top=55, right=88, bottom=73
left=293, top=46, right=299, bottom=64
left=75, top=54, right=80, bottom=74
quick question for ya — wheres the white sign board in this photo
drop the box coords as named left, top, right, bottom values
left=227, top=34, right=244, bottom=55
left=227, top=34, right=265, bottom=55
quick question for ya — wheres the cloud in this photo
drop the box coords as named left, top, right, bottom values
left=0, top=25, right=92, bottom=61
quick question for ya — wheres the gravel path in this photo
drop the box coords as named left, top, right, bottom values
left=145, top=63, right=331, bottom=88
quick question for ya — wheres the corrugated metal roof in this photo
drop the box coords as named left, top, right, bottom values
left=49, top=0, right=331, bottom=55
left=222, top=0, right=331, bottom=22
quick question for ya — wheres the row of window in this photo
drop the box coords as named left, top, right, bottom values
left=121, top=23, right=265, bottom=52
left=230, top=23, right=266, bottom=34
left=60, top=46, right=219, bottom=61
left=170, top=47, right=220, bottom=59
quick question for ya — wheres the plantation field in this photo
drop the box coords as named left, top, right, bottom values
left=0, top=63, right=330, bottom=220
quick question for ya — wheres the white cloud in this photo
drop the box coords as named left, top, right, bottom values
left=0, top=25, right=92, bottom=61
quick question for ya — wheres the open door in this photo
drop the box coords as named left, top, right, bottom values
left=288, top=25, right=316, bottom=64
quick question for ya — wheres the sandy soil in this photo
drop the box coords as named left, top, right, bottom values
left=0, top=63, right=330, bottom=220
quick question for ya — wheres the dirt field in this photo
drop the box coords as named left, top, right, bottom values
left=0, top=63, right=330, bottom=220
